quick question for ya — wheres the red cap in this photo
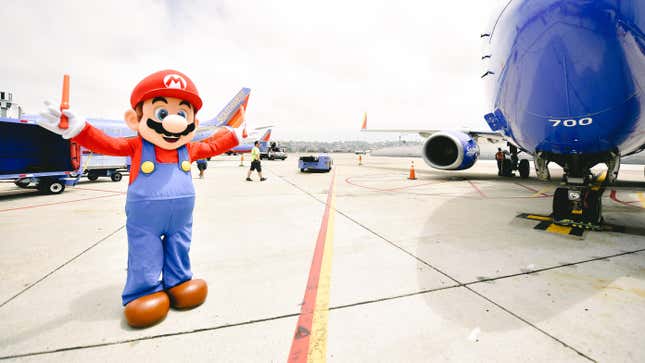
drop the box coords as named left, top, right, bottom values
left=130, top=69, right=203, bottom=112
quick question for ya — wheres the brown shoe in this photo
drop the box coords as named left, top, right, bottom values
left=167, top=279, right=208, bottom=309
left=124, top=291, right=170, bottom=328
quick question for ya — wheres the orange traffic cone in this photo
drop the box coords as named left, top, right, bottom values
left=239, top=154, right=244, bottom=167
left=358, top=155, right=363, bottom=166
left=408, top=161, right=417, bottom=180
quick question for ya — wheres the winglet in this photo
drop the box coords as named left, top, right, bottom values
left=361, top=112, right=367, bottom=130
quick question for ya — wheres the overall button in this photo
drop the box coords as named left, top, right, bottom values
left=181, top=161, right=191, bottom=172
left=141, top=161, right=155, bottom=174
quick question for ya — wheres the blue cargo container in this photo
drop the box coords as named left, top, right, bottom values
left=0, top=116, right=80, bottom=194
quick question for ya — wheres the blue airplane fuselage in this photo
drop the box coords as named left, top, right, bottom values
left=484, top=0, right=645, bottom=158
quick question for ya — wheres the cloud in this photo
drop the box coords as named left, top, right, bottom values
left=1, top=0, right=496, bottom=140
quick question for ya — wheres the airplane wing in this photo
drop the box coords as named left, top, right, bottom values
left=252, top=125, right=274, bottom=130
left=360, top=112, right=507, bottom=143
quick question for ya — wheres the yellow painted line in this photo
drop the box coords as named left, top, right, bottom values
left=527, top=214, right=552, bottom=222
left=546, top=223, right=572, bottom=235
left=531, top=187, right=551, bottom=197
left=307, top=184, right=336, bottom=361
left=289, top=173, right=337, bottom=363
left=637, top=193, right=645, bottom=208
left=308, top=178, right=336, bottom=362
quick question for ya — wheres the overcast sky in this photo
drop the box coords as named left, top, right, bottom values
left=1, top=0, right=499, bottom=141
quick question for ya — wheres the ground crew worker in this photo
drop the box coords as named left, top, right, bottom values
left=495, top=147, right=505, bottom=176
left=197, top=158, right=207, bottom=178
left=37, top=69, right=242, bottom=328
left=246, top=140, right=266, bottom=181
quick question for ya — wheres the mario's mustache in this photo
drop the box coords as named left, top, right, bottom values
left=146, top=119, right=196, bottom=137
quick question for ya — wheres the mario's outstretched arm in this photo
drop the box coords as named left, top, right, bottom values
left=188, top=127, right=240, bottom=161
left=38, top=102, right=134, bottom=156
left=187, top=105, right=244, bottom=160
left=72, top=124, right=135, bottom=156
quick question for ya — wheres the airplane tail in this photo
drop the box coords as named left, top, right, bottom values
left=361, top=112, right=367, bottom=130
left=260, top=128, right=272, bottom=142
left=201, top=88, right=250, bottom=128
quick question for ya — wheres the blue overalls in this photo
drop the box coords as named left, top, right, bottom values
left=122, top=139, right=195, bottom=305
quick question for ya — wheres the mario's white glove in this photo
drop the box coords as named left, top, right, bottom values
left=37, top=100, right=86, bottom=139
left=222, top=126, right=243, bottom=144
left=225, top=124, right=246, bottom=143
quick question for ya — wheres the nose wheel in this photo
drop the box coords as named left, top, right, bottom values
left=553, top=186, right=603, bottom=230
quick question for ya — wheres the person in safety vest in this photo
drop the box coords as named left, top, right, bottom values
left=495, top=147, right=506, bottom=176
left=246, top=140, right=266, bottom=181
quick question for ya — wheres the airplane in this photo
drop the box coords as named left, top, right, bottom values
left=362, top=0, right=645, bottom=230
left=21, top=87, right=250, bottom=141
left=225, top=128, right=273, bottom=155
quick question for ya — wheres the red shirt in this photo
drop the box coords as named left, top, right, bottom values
left=73, top=124, right=239, bottom=184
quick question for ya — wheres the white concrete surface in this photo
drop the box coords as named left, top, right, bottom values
left=0, top=154, right=643, bottom=362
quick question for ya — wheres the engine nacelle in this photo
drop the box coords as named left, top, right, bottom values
left=422, top=131, right=480, bottom=170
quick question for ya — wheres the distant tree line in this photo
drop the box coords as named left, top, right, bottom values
left=276, top=140, right=422, bottom=153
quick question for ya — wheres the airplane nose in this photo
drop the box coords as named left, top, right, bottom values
left=162, top=114, right=188, bottom=134
left=517, top=3, right=637, bottom=116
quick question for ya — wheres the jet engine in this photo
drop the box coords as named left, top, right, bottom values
left=421, top=131, right=480, bottom=170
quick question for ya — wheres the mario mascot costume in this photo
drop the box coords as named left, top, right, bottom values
left=37, top=70, right=241, bottom=328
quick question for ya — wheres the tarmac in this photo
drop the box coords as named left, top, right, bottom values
left=0, top=153, right=644, bottom=362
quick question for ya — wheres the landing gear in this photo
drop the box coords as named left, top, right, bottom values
left=498, top=143, right=530, bottom=178
left=553, top=187, right=571, bottom=222
left=548, top=152, right=619, bottom=230
left=552, top=186, right=603, bottom=229
left=518, top=159, right=530, bottom=178
left=534, top=152, right=551, bottom=181
left=499, top=157, right=530, bottom=178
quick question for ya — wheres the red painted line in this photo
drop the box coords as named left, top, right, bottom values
left=0, top=194, right=121, bottom=213
left=345, top=176, right=447, bottom=193
left=467, top=180, right=487, bottom=198
left=384, top=181, right=437, bottom=192
left=288, top=172, right=336, bottom=363
left=514, top=182, right=550, bottom=197
left=344, top=176, right=386, bottom=192
left=609, top=189, right=643, bottom=208
left=74, top=187, right=126, bottom=194
left=345, top=175, right=555, bottom=199
left=400, top=191, right=551, bottom=200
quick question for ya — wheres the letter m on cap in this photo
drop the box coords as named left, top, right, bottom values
left=163, top=74, right=187, bottom=90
